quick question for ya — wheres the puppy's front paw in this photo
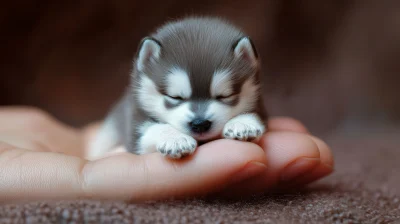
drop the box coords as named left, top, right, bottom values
left=223, top=117, right=265, bottom=142
left=157, top=134, right=197, bottom=159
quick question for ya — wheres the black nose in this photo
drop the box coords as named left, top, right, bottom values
left=189, top=119, right=212, bottom=133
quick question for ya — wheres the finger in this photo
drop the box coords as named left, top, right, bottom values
left=0, top=140, right=267, bottom=202
left=0, top=107, right=69, bottom=132
left=81, top=139, right=267, bottom=201
left=0, top=136, right=50, bottom=152
left=215, top=131, right=334, bottom=197
left=0, top=142, right=87, bottom=202
left=280, top=136, right=334, bottom=188
left=262, top=132, right=322, bottom=183
left=0, top=107, right=83, bottom=157
left=267, top=117, right=309, bottom=133
left=0, top=130, right=82, bottom=157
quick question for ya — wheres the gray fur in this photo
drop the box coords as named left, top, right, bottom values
left=142, top=17, right=259, bottom=100
left=190, top=101, right=210, bottom=118
left=92, top=16, right=268, bottom=157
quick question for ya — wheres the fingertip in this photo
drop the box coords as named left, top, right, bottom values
left=209, top=131, right=335, bottom=198
left=264, top=134, right=334, bottom=189
left=260, top=132, right=321, bottom=169
left=212, top=131, right=324, bottom=198
left=267, top=117, right=309, bottom=133
left=309, top=136, right=334, bottom=169
left=249, top=131, right=320, bottom=187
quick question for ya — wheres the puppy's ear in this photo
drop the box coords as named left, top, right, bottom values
left=136, top=37, right=162, bottom=72
left=233, top=36, right=258, bottom=66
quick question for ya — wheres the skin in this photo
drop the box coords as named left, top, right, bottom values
left=0, top=106, right=334, bottom=202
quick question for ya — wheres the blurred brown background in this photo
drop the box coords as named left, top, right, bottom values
left=1, top=0, right=399, bottom=136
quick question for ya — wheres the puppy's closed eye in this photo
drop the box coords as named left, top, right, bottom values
left=164, top=95, right=185, bottom=105
left=166, top=95, right=184, bottom=101
left=216, top=93, right=238, bottom=103
left=216, top=93, right=236, bottom=99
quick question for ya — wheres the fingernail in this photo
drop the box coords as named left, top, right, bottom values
left=295, top=162, right=335, bottom=185
left=280, top=157, right=320, bottom=182
left=230, top=161, right=267, bottom=185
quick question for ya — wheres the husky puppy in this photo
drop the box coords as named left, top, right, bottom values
left=89, top=16, right=268, bottom=159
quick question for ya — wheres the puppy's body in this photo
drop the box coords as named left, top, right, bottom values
left=89, top=17, right=268, bottom=159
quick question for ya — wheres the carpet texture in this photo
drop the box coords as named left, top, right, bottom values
left=0, top=127, right=399, bottom=224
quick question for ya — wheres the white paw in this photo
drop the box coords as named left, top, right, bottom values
left=223, top=119, right=265, bottom=142
left=157, top=134, right=197, bottom=159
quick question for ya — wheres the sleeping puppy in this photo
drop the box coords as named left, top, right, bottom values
left=89, top=16, right=268, bottom=159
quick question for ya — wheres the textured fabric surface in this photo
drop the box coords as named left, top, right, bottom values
left=0, top=125, right=399, bottom=223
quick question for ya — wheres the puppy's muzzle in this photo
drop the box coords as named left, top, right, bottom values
left=189, top=118, right=212, bottom=133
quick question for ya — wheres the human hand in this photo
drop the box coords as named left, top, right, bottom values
left=0, top=107, right=333, bottom=202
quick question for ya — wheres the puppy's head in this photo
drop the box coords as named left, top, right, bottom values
left=133, top=18, right=262, bottom=141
